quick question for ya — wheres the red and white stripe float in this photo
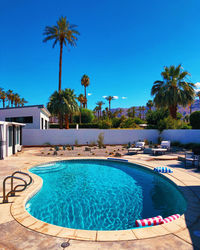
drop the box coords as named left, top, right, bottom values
left=135, top=215, right=163, bottom=227
left=160, top=214, right=180, bottom=224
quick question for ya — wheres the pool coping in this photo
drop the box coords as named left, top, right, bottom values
left=10, top=157, right=200, bottom=242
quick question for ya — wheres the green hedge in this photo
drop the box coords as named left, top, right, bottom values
left=50, top=123, right=99, bottom=129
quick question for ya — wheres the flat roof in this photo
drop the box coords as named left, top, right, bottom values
left=0, top=121, right=25, bottom=126
left=0, top=105, right=51, bottom=117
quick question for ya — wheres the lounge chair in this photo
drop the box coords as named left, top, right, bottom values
left=184, top=152, right=199, bottom=168
left=128, top=142, right=145, bottom=154
left=161, top=141, right=171, bottom=150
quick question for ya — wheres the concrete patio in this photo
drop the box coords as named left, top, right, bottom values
left=0, top=147, right=200, bottom=250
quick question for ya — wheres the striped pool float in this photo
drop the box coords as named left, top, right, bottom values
left=160, top=214, right=180, bottom=224
left=135, top=215, right=163, bottom=227
left=154, top=167, right=173, bottom=173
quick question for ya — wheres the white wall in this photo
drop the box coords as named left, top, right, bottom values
left=22, top=129, right=159, bottom=145
left=22, top=129, right=200, bottom=146
left=162, top=129, right=200, bottom=144
left=40, top=111, right=49, bottom=130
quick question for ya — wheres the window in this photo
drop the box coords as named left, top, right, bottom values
left=45, top=120, right=48, bottom=129
left=16, top=127, right=20, bottom=144
left=8, top=126, right=13, bottom=147
left=5, top=116, right=33, bottom=123
left=41, top=118, right=44, bottom=129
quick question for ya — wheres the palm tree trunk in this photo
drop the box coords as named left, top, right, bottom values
left=3, top=100, right=5, bottom=108
left=58, top=113, right=63, bottom=129
left=169, top=105, right=177, bottom=119
left=84, top=87, right=87, bottom=108
left=65, top=114, right=69, bottom=129
left=109, top=100, right=111, bottom=111
left=59, top=41, right=63, bottom=92
left=79, top=111, right=81, bottom=124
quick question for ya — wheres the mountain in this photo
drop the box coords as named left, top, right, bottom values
left=110, top=99, right=200, bottom=118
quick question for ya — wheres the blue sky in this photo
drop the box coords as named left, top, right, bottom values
left=1, top=0, right=200, bottom=110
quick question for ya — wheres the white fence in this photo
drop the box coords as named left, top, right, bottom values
left=22, top=129, right=159, bottom=146
left=22, top=129, right=200, bottom=146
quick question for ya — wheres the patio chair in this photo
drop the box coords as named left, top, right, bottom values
left=184, top=152, right=199, bottom=168
left=128, top=141, right=145, bottom=154
left=161, top=141, right=171, bottom=151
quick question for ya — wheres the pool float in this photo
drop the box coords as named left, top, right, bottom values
left=154, top=167, right=173, bottom=173
left=160, top=214, right=180, bottom=224
left=135, top=215, right=163, bottom=227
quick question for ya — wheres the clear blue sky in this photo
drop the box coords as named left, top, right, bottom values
left=1, top=0, right=200, bottom=110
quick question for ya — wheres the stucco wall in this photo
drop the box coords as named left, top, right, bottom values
left=22, top=129, right=200, bottom=146
left=22, top=129, right=159, bottom=145
left=162, top=129, right=200, bottom=144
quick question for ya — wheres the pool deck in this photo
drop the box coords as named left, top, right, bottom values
left=0, top=147, right=200, bottom=250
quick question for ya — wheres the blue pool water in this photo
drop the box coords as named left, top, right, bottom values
left=26, top=159, right=187, bottom=230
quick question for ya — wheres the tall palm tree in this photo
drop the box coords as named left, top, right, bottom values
left=63, top=88, right=79, bottom=129
left=105, top=96, right=114, bottom=111
left=146, top=100, right=153, bottom=110
left=14, top=94, right=21, bottom=107
left=6, top=89, right=13, bottom=107
left=0, top=91, right=7, bottom=108
left=43, top=16, right=80, bottom=92
left=151, top=65, right=195, bottom=119
left=81, top=74, right=90, bottom=108
left=96, top=101, right=105, bottom=118
left=20, top=98, right=28, bottom=107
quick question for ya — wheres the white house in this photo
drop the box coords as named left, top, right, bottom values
left=0, top=105, right=51, bottom=129
left=0, top=121, right=25, bottom=159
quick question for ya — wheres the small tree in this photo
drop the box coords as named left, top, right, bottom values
left=190, top=111, right=200, bottom=129
left=97, top=133, right=104, bottom=148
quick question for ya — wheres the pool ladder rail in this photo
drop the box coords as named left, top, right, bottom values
left=2, top=171, right=32, bottom=203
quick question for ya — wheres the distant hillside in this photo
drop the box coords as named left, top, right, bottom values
left=110, top=99, right=200, bottom=118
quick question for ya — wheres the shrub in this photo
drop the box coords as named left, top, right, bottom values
left=111, top=117, right=121, bottom=128
left=132, top=117, right=146, bottom=124
left=146, top=108, right=169, bottom=128
left=98, top=120, right=112, bottom=129
left=97, top=133, right=104, bottom=148
left=157, top=116, right=191, bottom=131
left=73, top=108, right=94, bottom=123
left=120, top=118, right=139, bottom=128
left=190, top=111, right=200, bottom=129
left=50, top=123, right=98, bottom=129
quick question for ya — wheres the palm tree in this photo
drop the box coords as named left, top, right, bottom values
left=96, top=101, right=105, bottom=118
left=196, top=91, right=200, bottom=104
left=138, top=106, right=142, bottom=119
left=127, top=107, right=136, bottom=118
left=141, top=106, right=146, bottom=119
left=77, top=94, right=85, bottom=108
left=14, top=94, right=21, bottom=107
left=0, top=91, right=7, bottom=108
left=43, top=16, right=80, bottom=92
left=47, top=91, right=66, bottom=129
left=151, top=65, right=195, bottom=119
left=105, top=96, right=114, bottom=111
left=146, top=100, right=153, bottom=110
left=63, top=88, right=79, bottom=129
left=20, top=98, right=28, bottom=107
left=6, top=89, right=13, bottom=107
left=81, top=74, right=90, bottom=108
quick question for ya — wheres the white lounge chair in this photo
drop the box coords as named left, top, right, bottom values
left=128, top=142, right=145, bottom=154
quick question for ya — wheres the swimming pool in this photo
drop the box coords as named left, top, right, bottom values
left=26, top=159, right=187, bottom=231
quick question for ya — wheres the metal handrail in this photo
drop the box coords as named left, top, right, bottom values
left=3, top=176, right=27, bottom=203
left=10, top=171, right=32, bottom=196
